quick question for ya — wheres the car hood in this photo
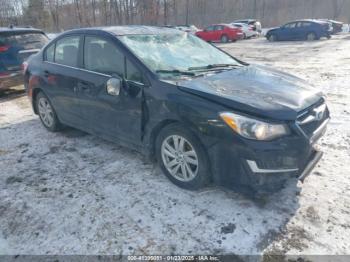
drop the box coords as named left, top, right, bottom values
left=267, top=27, right=280, bottom=33
left=175, top=65, right=323, bottom=120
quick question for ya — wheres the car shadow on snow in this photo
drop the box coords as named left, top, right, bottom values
left=0, top=117, right=301, bottom=255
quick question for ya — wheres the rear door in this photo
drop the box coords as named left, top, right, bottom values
left=213, top=25, right=224, bottom=41
left=42, top=34, right=84, bottom=126
left=75, top=34, right=143, bottom=144
left=0, top=31, right=48, bottom=75
left=297, top=22, right=312, bottom=39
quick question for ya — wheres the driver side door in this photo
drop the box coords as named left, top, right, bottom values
left=75, top=34, right=144, bottom=146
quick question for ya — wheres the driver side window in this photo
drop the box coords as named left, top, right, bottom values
left=285, top=23, right=296, bottom=29
left=84, top=35, right=124, bottom=77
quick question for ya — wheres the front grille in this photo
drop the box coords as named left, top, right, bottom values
left=297, top=101, right=330, bottom=138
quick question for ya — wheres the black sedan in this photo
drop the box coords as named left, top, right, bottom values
left=24, top=26, right=330, bottom=193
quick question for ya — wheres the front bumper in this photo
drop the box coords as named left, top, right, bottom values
left=207, top=116, right=329, bottom=193
left=0, top=71, right=24, bottom=90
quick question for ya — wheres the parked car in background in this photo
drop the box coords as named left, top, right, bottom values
left=196, top=24, right=243, bottom=43
left=231, top=22, right=258, bottom=39
left=24, top=26, right=329, bottom=193
left=266, top=20, right=331, bottom=41
left=174, top=25, right=199, bottom=34
left=319, top=19, right=343, bottom=34
left=0, top=26, right=48, bottom=90
left=233, top=19, right=262, bottom=33
left=46, top=33, right=59, bottom=39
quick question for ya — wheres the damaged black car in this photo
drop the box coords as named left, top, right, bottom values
left=24, top=26, right=330, bottom=193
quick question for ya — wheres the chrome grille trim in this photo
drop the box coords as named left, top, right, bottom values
left=297, top=103, right=327, bottom=125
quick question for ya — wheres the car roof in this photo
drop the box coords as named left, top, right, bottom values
left=287, top=19, right=326, bottom=24
left=234, top=19, right=256, bottom=22
left=67, top=25, right=181, bottom=36
left=0, top=26, right=44, bottom=34
left=213, top=24, right=231, bottom=27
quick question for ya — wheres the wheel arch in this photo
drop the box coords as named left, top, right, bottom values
left=147, top=119, right=180, bottom=160
left=32, top=87, right=45, bottom=114
left=147, top=117, right=210, bottom=161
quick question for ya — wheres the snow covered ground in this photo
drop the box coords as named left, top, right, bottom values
left=0, top=34, right=349, bottom=259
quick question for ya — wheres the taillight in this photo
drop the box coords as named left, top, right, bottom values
left=0, top=45, right=10, bottom=52
left=0, top=72, right=10, bottom=77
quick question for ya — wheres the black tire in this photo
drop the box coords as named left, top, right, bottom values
left=36, top=92, right=63, bottom=132
left=306, top=32, right=317, bottom=41
left=220, top=34, right=229, bottom=43
left=268, top=34, right=276, bottom=42
left=156, top=123, right=211, bottom=190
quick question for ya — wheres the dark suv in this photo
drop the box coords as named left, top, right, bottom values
left=0, top=26, right=48, bottom=90
left=24, top=26, right=329, bottom=193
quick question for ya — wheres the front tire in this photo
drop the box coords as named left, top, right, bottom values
left=268, top=34, right=276, bottom=42
left=156, top=123, right=211, bottom=190
left=36, top=92, right=62, bottom=132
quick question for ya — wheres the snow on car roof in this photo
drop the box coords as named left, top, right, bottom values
left=100, top=25, right=181, bottom=35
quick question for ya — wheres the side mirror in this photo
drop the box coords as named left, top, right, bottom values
left=106, top=77, right=121, bottom=96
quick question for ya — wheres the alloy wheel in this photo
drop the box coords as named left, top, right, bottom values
left=38, top=97, right=54, bottom=128
left=161, top=135, right=199, bottom=182
left=269, top=34, right=276, bottom=42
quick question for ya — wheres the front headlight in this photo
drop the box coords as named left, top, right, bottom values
left=220, top=112, right=290, bottom=141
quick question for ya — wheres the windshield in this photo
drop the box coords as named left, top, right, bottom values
left=119, top=33, right=241, bottom=77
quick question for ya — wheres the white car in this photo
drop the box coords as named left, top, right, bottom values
left=174, top=25, right=199, bottom=34
left=231, top=23, right=259, bottom=39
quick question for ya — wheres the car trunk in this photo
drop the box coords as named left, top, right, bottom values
left=0, top=31, right=47, bottom=75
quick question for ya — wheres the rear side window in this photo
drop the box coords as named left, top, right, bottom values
left=45, top=43, right=55, bottom=62
left=214, top=25, right=224, bottom=31
left=301, top=22, right=312, bottom=27
left=84, top=35, right=124, bottom=77
left=54, top=36, right=80, bottom=67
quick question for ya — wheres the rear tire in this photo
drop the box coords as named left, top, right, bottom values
left=220, top=34, right=229, bottom=43
left=306, top=32, right=317, bottom=41
left=156, top=123, right=211, bottom=190
left=36, top=92, right=63, bottom=132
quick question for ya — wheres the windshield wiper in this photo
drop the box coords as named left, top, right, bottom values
left=188, top=64, right=242, bottom=71
left=155, top=69, right=196, bottom=76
